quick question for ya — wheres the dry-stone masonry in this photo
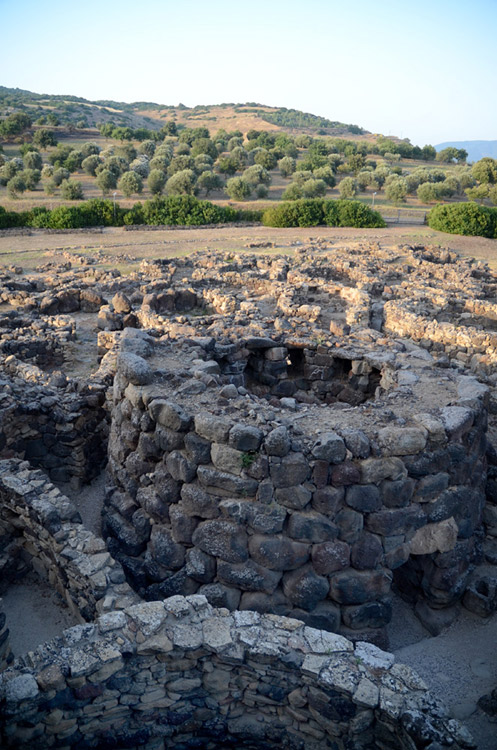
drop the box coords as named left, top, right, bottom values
left=2, top=239, right=497, bottom=748
left=0, top=594, right=475, bottom=749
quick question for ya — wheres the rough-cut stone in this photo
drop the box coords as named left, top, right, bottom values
left=312, top=540, right=350, bottom=575
left=346, top=484, right=382, bottom=512
left=329, top=569, right=392, bottom=604
left=192, top=520, right=248, bottom=563
left=264, top=426, right=291, bottom=457
left=282, top=564, right=329, bottom=610
left=270, top=453, right=310, bottom=488
left=228, top=424, right=263, bottom=451
left=311, top=432, right=346, bottom=463
left=377, top=426, right=427, bottom=456
left=410, top=518, right=458, bottom=555
left=148, top=400, right=192, bottom=431
left=249, top=535, right=309, bottom=570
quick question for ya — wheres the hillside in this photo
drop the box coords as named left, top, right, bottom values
left=0, top=86, right=367, bottom=138
left=435, top=140, right=497, bottom=163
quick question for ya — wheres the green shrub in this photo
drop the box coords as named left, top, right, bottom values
left=262, top=199, right=385, bottom=228
left=0, top=196, right=260, bottom=230
left=427, top=202, right=497, bottom=238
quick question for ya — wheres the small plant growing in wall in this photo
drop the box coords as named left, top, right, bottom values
left=241, top=451, right=257, bottom=469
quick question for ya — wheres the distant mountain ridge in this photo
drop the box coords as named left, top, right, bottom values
left=435, top=140, right=497, bottom=163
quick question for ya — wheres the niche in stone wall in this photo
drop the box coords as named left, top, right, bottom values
left=231, top=343, right=382, bottom=406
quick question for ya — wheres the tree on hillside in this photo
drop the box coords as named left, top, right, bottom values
left=278, top=156, right=296, bottom=178
left=254, top=149, right=277, bottom=170
left=33, top=128, right=58, bottom=149
left=147, top=169, right=167, bottom=195
left=23, top=150, right=42, bottom=171
left=82, top=155, right=101, bottom=176
left=225, top=176, right=252, bottom=201
left=471, top=157, right=497, bottom=184
left=96, top=168, right=117, bottom=195
left=301, top=178, right=327, bottom=198
left=118, top=171, right=143, bottom=197
left=166, top=169, right=197, bottom=196
left=60, top=179, right=84, bottom=200
left=338, top=177, right=358, bottom=199
left=385, top=176, right=407, bottom=203
left=0, top=112, right=32, bottom=136
left=436, top=147, right=467, bottom=164
left=7, top=175, right=27, bottom=198
left=197, top=171, right=223, bottom=196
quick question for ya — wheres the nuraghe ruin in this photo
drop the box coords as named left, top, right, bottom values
left=0, top=237, right=496, bottom=749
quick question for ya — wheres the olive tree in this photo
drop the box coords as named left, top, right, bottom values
left=225, top=177, right=252, bottom=201
left=96, top=168, right=117, bottom=195
left=385, top=177, right=407, bottom=203
left=24, top=150, right=43, bottom=170
left=147, top=169, right=167, bottom=195
left=165, top=169, right=197, bottom=195
left=278, top=156, right=296, bottom=177
left=118, top=171, right=143, bottom=197
left=338, top=177, right=358, bottom=199
left=197, top=171, right=223, bottom=196
left=7, top=175, right=27, bottom=198
left=302, top=179, right=327, bottom=198
left=60, top=179, right=84, bottom=200
left=82, top=155, right=101, bottom=176
left=472, top=157, right=497, bottom=184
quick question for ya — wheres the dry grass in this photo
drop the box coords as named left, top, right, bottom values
left=1, top=224, right=496, bottom=274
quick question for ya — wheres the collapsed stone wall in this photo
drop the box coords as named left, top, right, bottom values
left=0, top=459, right=139, bottom=619
left=103, top=334, right=489, bottom=643
left=0, top=594, right=475, bottom=750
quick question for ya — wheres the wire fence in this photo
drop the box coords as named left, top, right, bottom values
left=379, top=208, right=427, bottom=225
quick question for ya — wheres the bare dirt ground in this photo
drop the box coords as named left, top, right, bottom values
left=1, top=224, right=496, bottom=272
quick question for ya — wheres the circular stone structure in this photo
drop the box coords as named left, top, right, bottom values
left=104, top=324, right=489, bottom=645
left=0, top=595, right=475, bottom=750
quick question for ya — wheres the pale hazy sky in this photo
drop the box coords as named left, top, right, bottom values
left=1, top=0, right=496, bottom=146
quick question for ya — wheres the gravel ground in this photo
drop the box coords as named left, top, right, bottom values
left=389, top=594, right=497, bottom=750
left=2, top=572, right=80, bottom=657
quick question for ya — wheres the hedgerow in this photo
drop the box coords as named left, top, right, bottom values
left=262, top=199, right=386, bottom=228
left=0, top=197, right=261, bottom=230
left=427, top=202, right=497, bottom=238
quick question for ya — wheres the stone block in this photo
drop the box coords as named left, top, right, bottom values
left=346, top=484, right=382, bottom=512
left=192, top=520, right=248, bottom=563
left=248, top=534, right=309, bottom=570
left=329, top=569, right=392, bottom=605
left=282, top=564, right=329, bottom=611
left=287, top=511, right=338, bottom=543
left=312, top=540, right=350, bottom=575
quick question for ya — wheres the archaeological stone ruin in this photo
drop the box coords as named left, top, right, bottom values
left=0, top=236, right=497, bottom=748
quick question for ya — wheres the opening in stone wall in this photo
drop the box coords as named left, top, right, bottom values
left=231, top=345, right=382, bottom=406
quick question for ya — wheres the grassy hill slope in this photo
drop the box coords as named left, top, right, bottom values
left=0, top=86, right=367, bottom=137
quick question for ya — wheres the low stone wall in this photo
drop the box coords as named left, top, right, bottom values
left=0, top=594, right=475, bottom=750
left=0, top=364, right=108, bottom=486
left=103, top=337, right=489, bottom=643
left=0, top=459, right=139, bottom=621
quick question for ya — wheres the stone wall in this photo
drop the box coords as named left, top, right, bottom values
left=0, top=459, right=139, bottom=620
left=0, top=362, right=108, bottom=486
left=0, top=594, right=475, bottom=750
left=103, top=337, right=489, bottom=643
